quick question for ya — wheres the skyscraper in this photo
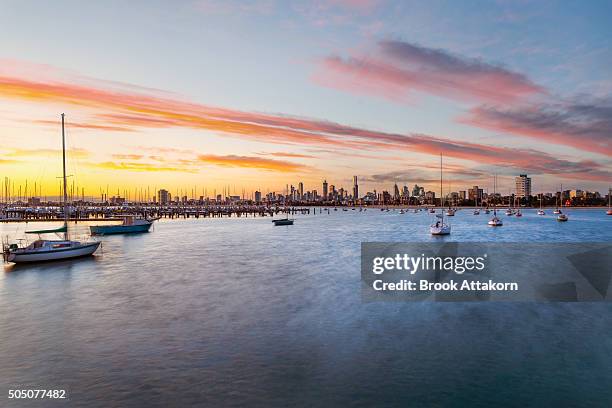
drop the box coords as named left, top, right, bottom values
left=352, top=176, right=358, bottom=200
left=515, top=175, right=532, bottom=198
left=158, top=189, right=169, bottom=205
left=323, top=179, right=328, bottom=200
left=298, top=182, right=304, bottom=200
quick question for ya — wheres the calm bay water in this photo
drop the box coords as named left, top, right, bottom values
left=1, top=209, right=611, bottom=407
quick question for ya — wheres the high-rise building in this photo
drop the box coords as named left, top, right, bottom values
left=158, top=189, right=169, bottom=205
left=353, top=176, right=359, bottom=200
left=468, top=186, right=483, bottom=202
left=515, top=174, right=532, bottom=198
left=254, top=191, right=262, bottom=203
left=323, top=180, right=328, bottom=200
left=393, top=184, right=400, bottom=200
left=298, top=182, right=304, bottom=200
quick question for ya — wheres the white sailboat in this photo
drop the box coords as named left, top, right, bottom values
left=553, top=184, right=562, bottom=214
left=537, top=193, right=545, bottom=215
left=430, top=154, right=451, bottom=235
left=2, top=114, right=100, bottom=263
left=556, top=184, right=568, bottom=221
left=488, top=175, right=503, bottom=226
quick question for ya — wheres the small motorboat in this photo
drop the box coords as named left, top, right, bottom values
left=90, top=215, right=155, bottom=235
left=445, top=208, right=455, bottom=216
left=429, top=208, right=436, bottom=213
left=272, top=218, right=294, bottom=226
left=557, top=211, right=568, bottom=222
left=505, top=209, right=513, bottom=216
left=473, top=209, right=480, bottom=215
left=515, top=210, right=522, bottom=217
left=537, top=210, right=546, bottom=215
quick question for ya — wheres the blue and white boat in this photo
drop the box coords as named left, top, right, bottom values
left=90, top=215, right=155, bottom=235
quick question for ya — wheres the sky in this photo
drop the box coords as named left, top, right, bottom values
left=0, top=0, right=611, bottom=200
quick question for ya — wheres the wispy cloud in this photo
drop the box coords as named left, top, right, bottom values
left=197, top=154, right=308, bottom=172
left=4, top=147, right=91, bottom=159
left=33, top=119, right=134, bottom=132
left=93, top=161, right=198, bottom=173
left=257, top=151, right=316, bottom=159
left=460, top=99, right=612, bottom=156
left=313, top=40, right=544, bottom=104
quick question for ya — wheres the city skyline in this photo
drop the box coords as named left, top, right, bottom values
left=1, top=1, right=611, bottom=196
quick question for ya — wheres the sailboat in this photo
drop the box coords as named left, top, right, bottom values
left=556, top=184, right=568, bottom=221
left=607, top=188, right=612, bottom=215
left=515, top=196, right=522, bottom=217
left=537, top=193, right=545, bottom=215
left=488, top=175, right=503, bottom=226
left=430, top=154, right=451, bottom=235
left=2, top=114, right=100, bottom=263
left=473, top=192, right=480, bottom=215
left=553, top=184, right=562, bottom=214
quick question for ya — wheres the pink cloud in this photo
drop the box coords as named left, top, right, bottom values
left=313, top=40, right=545, bottom=104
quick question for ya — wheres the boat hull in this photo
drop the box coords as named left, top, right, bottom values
left=430, top=225, right=451, bottom=235
left=272, top=219, right=294, bottom=226
left=90, top=223, right=152, bottom=235
left=8, top=242, right=100, bottom=263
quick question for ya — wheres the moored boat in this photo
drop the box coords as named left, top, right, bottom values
left=272, top=217, right=294, bottom=226
left=2, top=114, right=100, bottom=264
left=90, top=215, right=155, bottom=235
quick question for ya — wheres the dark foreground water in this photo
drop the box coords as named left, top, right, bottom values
left=1, top=209, right=612, bottom=407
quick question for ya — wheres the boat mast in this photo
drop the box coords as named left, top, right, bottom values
left=61, top=113, right=68, bottom=240
left=440, top=153, right=443, bottom=209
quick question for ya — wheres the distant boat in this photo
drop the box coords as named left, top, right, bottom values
left=2, top=114, right=100, bottom=264
left=445, top=207, right=455, bottom=216
left=431, top=153, right=451, bottom=235
left=90, top=215, right=155, bottom=235
left=399, top=209, right=405, bottom=214
left=537, top=193, right=545, bottom=215
left=272, top=217, right=294, bottom=226
left=515, top=210, right=522, bottom=217
left=488, top=175, right=503, bottom=226
left=553, top=184, right=562, bottom=214
left=429, top=208, right=436, bottom=213
left=488, top=210, right=503, bottom=226
left=431, top=214, right=451, bottom=235
left=556, top=183, right=568, bottom=221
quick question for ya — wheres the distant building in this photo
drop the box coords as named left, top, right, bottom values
left=515, top=174, right=532, bottom=198
left=323, top=180, right=328, bottom=200
left=28, top=197, right=41, bottom=206
left=393, top=184, right=400, bottom=200
left=110, top=196, right=126, bottom=205
left=158, top=189, right=170, bottom=205
left=353, top=176, right=359, bottom=200
left=298, top=182, right=304, bottom=200
left=254, top=191, right=262, bottom=203
left=468, top=186, right=483, bottom=202
left=459, top=191, right=466, bottom=201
